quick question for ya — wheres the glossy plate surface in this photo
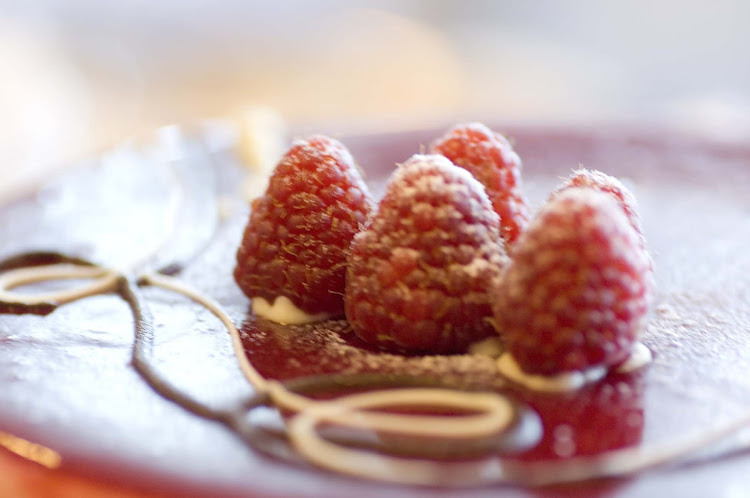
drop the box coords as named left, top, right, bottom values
left=0, top=124, right=749, bottom=497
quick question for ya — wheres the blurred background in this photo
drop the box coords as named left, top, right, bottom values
left=1, top=0, right=749, bottom=196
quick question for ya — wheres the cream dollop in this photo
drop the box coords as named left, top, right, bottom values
left=251, top=296, right=333, bottom=325
left=615, top=341, right=653, bottom=373
left=467, top=336, right=504, bottom=358
left=496, top=353, right=607, bottom=392
left=496, top=341, right=651, bottom=392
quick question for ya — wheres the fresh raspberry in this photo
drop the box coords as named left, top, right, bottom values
left=345, top=154, right=508, bottom=353
left=552, top=169, right=655, bottom=280
left=551, top=168, right=646, bottom=247
left=430, top=122, right=530, bottom=244
left=493, top=188, right=652, bottom=375
left=234, top=136, right=373, bottom=316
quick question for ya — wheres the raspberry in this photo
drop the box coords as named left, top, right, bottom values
left=493, top=188, right=653, bottom=375
left=431, top=122, right=530, bottom=244
left=234, top=136, right=373, bottom=316
left=551, top=168, right=646, bottom=246
left=345, top=154, right=508, bottom=353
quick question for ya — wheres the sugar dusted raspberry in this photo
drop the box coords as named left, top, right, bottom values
left=234, top=136, right=373, bottom=317
left=494, top=188, right=653, bottom=375
left=431, top=122, right=530, bottom=244
left=345, top=154, right=508, bottom=353
left=552, top=168, right=646, bottom=246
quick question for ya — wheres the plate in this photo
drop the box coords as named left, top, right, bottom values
left=0, top=124, right=749, bottom=496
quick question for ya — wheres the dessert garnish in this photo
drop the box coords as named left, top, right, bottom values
left=345, top=154, right=508, bottom=353
left=234, top=136, right=373, bottom=324
left=431, top=122, right=531, bottom=244
left=2, top=122, right=749, bottom=490
left=0, top=251, right=538, bottom=486
left=493, top=187, right=653, bottom=386
left=551, top=168, right=652, bottom=263
left=1, top=250, right=748, bottom=487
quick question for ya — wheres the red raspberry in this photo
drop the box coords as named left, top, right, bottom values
left=234, top=136, right=373, bottom=316
left=493, top=188, right=652, bottom=375
left=551, top=168, right=646, bottom=247
left=552, top=169, right=654, bottom=280
left=431, top=122, right=530, bottom=244
left=345, top=154, right=508, bottom=353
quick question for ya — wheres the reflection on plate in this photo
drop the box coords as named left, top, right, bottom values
left=0, top=123, right=749, bottom=496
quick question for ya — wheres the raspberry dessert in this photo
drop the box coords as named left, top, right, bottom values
left=345, top=154, right=507, bottom=353
left=0, top=123, right=748, bottom=497
left=493, top=188, right=653, bottom=385
left=234, top=135, right=372, bottom=323
left=551, top=168, right=651, bottom=259
left=431, top=122, right=530, bottom=244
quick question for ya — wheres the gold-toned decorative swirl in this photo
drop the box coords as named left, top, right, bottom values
left=1, top=256, right=749, bottom=487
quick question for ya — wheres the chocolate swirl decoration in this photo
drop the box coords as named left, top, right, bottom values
left=1, top=252, right=750, bottom=487
left=0, top=253, right=538, bottom=478
left=1, top=127, right=749, bottom=487
left=0, top=252, right=121, bottom=322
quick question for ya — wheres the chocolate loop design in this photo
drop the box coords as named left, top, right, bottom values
left=0, top=264, right=120, bottom=307
left=2, top=251, right=750, bottom=488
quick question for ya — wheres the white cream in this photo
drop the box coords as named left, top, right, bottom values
left=497, top=341, right=652, bottom=392
left=251, top=296, right=332, bottom=325
left=616, top=342, right=653, bottom=373
left=496, top=353, right=606, bottom=392
left=468, top=336, right=504, bottom=358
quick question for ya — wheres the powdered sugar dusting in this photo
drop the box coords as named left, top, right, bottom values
left=243, top=319, right=508, bottom=390
left=344, top=152, right=508, bottom=353
left=430, top=122, right=530, bottom=243
left=459, top=256, right=493, bottom=279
